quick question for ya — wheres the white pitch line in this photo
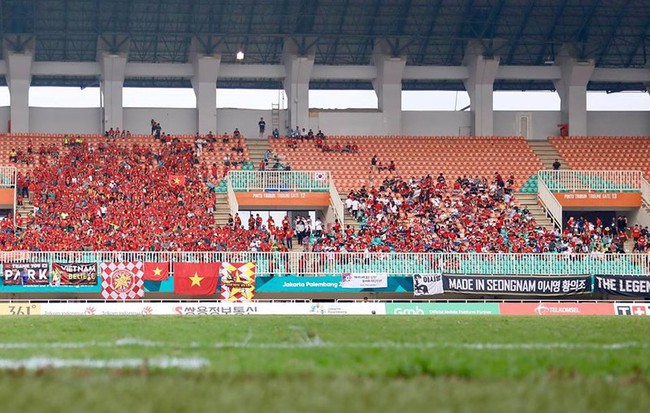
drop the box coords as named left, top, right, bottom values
left=210, top=341, right=650, bottom=350
left=0, top=338, right=648, bottom=351
left=0, top=356, right=210, bottom=370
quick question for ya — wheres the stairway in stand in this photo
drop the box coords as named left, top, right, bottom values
left=514, top=192, right=556, bottom=231
left=213, top=192, right=231, bottom=226
left=516, top=138, right=567, bottom=231
left=339, top=192, right=360, bottom=232
left=528, top=139, right=565, bottom=170
left=246, top=138, right=271, bottom=168
left=16, top=199, right=34, bottom=217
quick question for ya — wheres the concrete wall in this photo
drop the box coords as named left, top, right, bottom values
left=124, top=108, right=196, bottom=135
left=310, top=111, right=384, bottom=135
left=587, top=112, right=650, bottom=136
left=1, top=106, right=648, bottom=137
left=0, top=107, right=9, bottom=133
left=217, top=108, right=276, bottom=139
left=30, top=108, right=101, bottom=134
left=402, top=111, right=472, bottom=136
left=493, top=111, right=561, bottom=140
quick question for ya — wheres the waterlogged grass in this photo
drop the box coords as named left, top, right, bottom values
left=0, top=316, right=648, bottom=413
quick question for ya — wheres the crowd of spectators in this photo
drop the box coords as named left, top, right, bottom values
left=283, top=129, right=360, bottom=156
left=1, top=140, right=219, bottom=251
left=2, top=122, right=648, bottom=255
left=370, top=155, right=395, bottom=173
left=316, top=173, right=636, bottom=254
left=105, top=128, right=131, bottom=139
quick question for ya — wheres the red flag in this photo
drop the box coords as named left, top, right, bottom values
left=173, top=262, right=220, bottom=295
left=143, top=262, right=170, bottom=281
left=169, top=175, right=186, bottom=187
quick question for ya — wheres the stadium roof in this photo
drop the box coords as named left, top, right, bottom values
left=1, top=0, right=649, bottom=91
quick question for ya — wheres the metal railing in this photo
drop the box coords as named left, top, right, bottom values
left=1, top=251, right=648, bottom=277
left=537, top=178, right=562, bottom=229
left=228, top=170, right=330, bottom=192
left=226, top=177, right=239, bottom=217
left=0, top=166, right=16, bottom=188
left=642, top=177, right=650, bottom=208
left=538, top=170, right=642, bottom=193
left=329, top=175, right=344, bottom=224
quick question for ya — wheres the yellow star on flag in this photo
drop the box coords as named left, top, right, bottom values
left=153, top=267, right=162, bottom=276
left=174, top=177, right=181, bottom=185
left=189, top=272, right=204, bottom=287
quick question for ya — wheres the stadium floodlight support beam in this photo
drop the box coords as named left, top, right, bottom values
left=98, top=36, right=129, bottom=133
left=372, top=40, right=407, bottom=135
left=283, top=37, right=315, bottom=132
left=191, top=37, right=220, bottom=135
left=463, top=41, right=499, bottom=137
left=553, top=45, right=595, bottom=137
left=3, top=36, right=35, bottom=133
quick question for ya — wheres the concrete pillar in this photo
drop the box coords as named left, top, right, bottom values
left=553, top=48, right=595, bottom=136
left=463, top=41, right=499, bottom=136
left=4, top=42, right=34, bottom=133
left=283, top=39, right=314, bottom=131
left=191, top=53, right=220, bottom=134
left=99, top=53, right=127, bottom=132
left=372, top=41, right=406, bottom=135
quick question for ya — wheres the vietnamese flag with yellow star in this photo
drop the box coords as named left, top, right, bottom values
left=173, top=262, right=220, bottom=295
left=168, top=174, right=186, bottom=187
left=143, top=262, right=170, bottom=281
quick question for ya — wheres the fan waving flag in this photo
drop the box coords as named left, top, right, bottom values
left=100, top=262, right=145, bottom=301
left=174, top=262, right=220, bottom=295
left=168, top=175, right=186, bottom=187
left=220, top=262, right=256, bottom=302
left=144, top=262, right=170, bottom=281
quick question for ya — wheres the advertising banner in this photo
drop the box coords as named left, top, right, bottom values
left=235, top=192, right=331, bottom=207
left=443, top=274, right=592, bottom=296
left=413, top=273, right=444, bottom=296
left=499, top=302, right=614, bottom=316
left=613, top=303, right=650, bottom=316
left=0, top=303, right=41, bottom=316
left=255, top=276, right=412, bottom=293
left=594, top=275, right=650, bottom=298
left=220, top=262, right=256, bottom=302
left=35, top=302, right=385, bottom=316
left=2, top=262, right=49, bottom=286
left=51, top=263, right=98, bottom=286
left=553, top=192, right=641, bottom=208
left=40, top=302, right=158, bottom=316
left=341, top=273, right=388, bottom=289
left=385, top=303, right=500, bottom=315
left=0, top=188, right=14, bottom=205
left=100, top=262, right=145, bottom=301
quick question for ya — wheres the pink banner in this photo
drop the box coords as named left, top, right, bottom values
left=499, top=302, right=615, bottom=316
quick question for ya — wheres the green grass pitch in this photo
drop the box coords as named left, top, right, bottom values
left=0, top=316, right=648, bottom=413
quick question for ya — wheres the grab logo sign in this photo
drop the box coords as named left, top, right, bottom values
left=392, top=306, right=425, bottom=315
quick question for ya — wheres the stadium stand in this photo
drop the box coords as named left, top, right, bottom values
left=1, top=130, right=648, bottom=283
left=335, top=174, right=630, bottom=254
left=268, top=135, right=544, bottom=193
left=549, top=136, right=650, bottom=176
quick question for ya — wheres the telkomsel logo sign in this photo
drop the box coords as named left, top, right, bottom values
left=500, top=302, right=614, bottom=316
